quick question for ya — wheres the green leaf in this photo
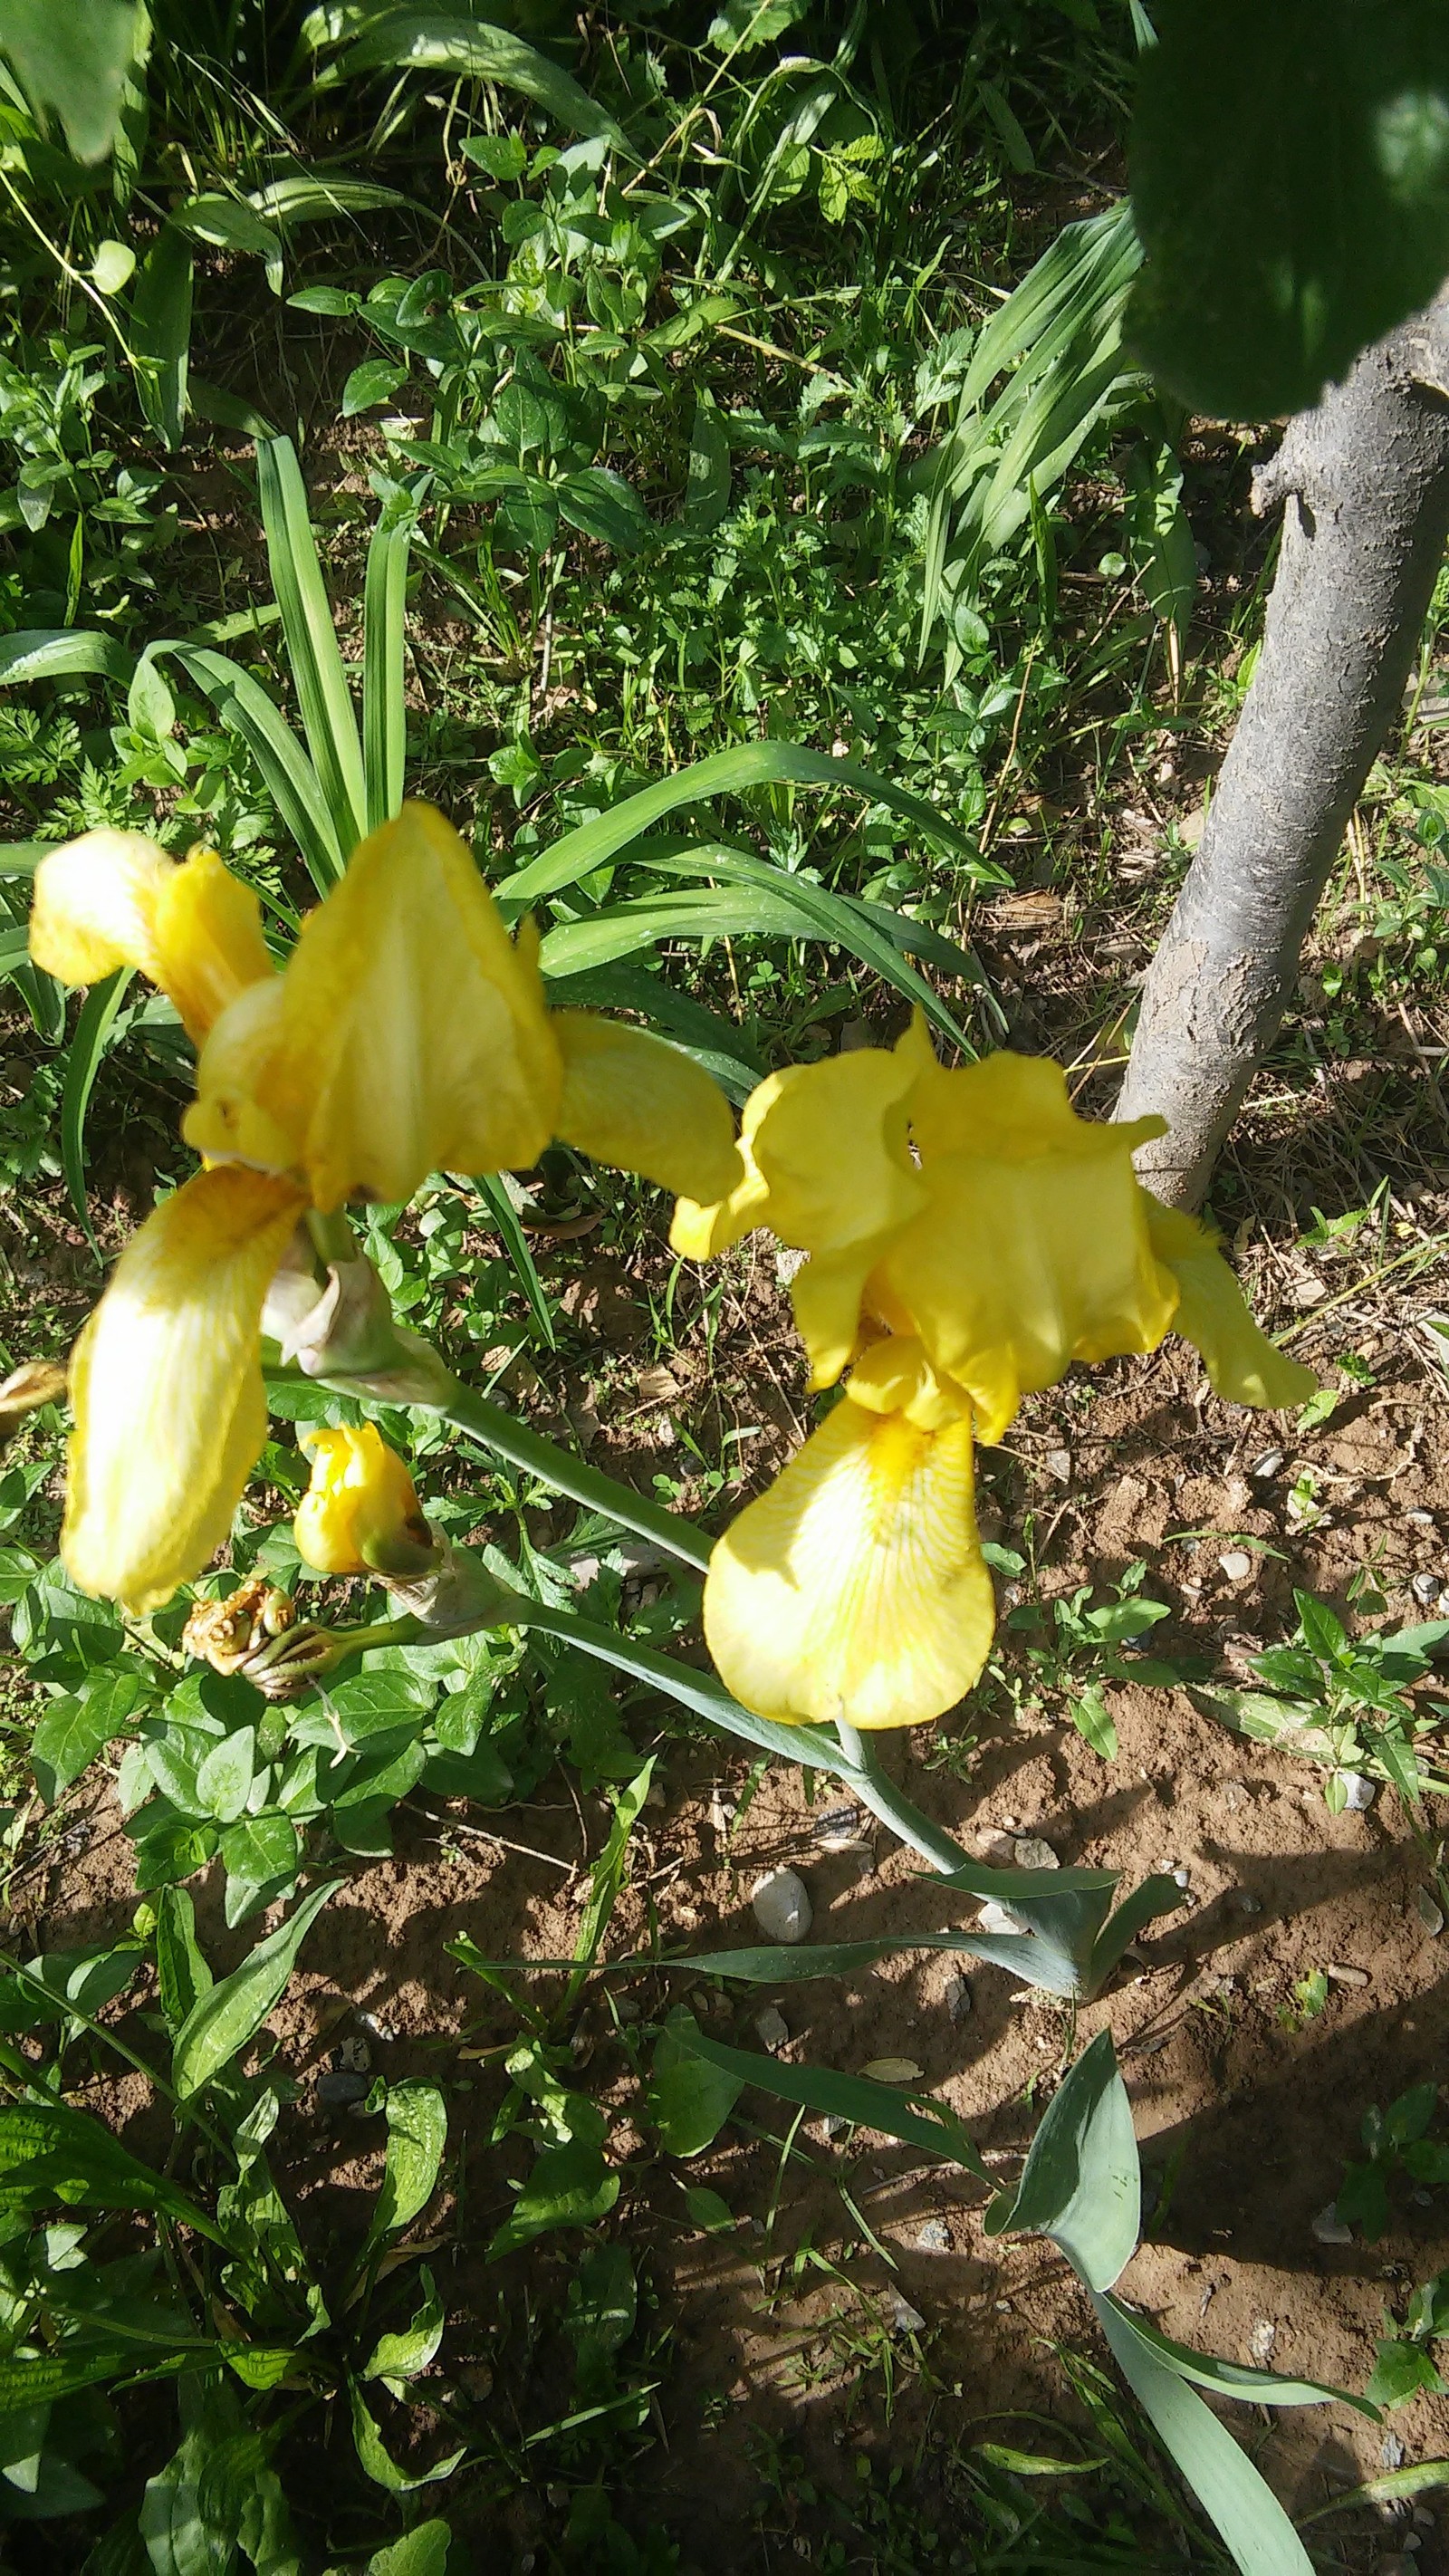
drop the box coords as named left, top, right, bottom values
left=670, top=2014, right=988, bottom=2177
left=683, top=2185, right=734, bottom=2233
left=195, top=1727, right=256, bottom=1825
left=132, top=221, right=194, bottom=449
left=557, top=466, right=654, bottom=553
left=0, top=2098, right=234, bottom=2246
left=990, top=2030, right=1139, bottom=2291
left=1365, top=2336, right=1445, bottom=2408
left=255, top=435, right=367, bottom=859
left=363, top=2269, right=444, bottom=2387
left=348, top=2379, right=463, bottom=2494
left=1070, top=1682, right=1118, bottom=1761
left=467, top=1169, right=556, bottom=1349
left=0, top=628, right=132, bottom=686
left=1128, top=0, right=1449, bottom=418
left=330, top=7, right=633, bottom=156
left=681, top=387, right=731, bottom=533
left=344, top=358, right=407, bottom=418
left=174, top=191, right=283, bottom=294
left=252, top=170, right=412, bottom=226
left=0, top=0, right=139, bottom=161
left=1108, top=2300, right=1379, bottom=2416
left=218, top=1813, right=301, bottom=1925
left=155, top=1885, right=213, bottom=2034
left=367, top=2521, right=453, bottom=2576
left=1092, top=2292, right=1317, bottom=2576
left=647, top=2018, right=742, bottom=2156
left=61, top=964, right=134, bottom=1253
left=172, top=1879, right=340, bottom=2100
left=31, top=1667, right=140, bottom=1802
left=160, top=641, right=343, bottom=893
left=362, top=491, right=415, bottom=833
left=486, top=2136, right=619, bottom=2256
left=357, top=2081, right=446, bottom=2267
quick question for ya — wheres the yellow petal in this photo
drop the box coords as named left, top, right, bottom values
left=552, top=1011, right=743, bottom=1202
left=29, top=831, right=169, bottom=986
left=30, top=833, right=273, bottom=1042
left=885, top=1053, right=1179, bottom=1441
left=183, top=979, right=302, bottom=1175
left=240, top=802, right=562, bottom=1210
left=844, top=1333, right=968, bottom=1432
left=704, top=1398, right=995, bottom=1730
left=63, top=1165, right=306, bottom=1614
left=1144, top=1197, right=1318, bottom=1408
left=293, top=1423, right=435, bottom=1577
left=789, top=1235, right=901, bottom=1389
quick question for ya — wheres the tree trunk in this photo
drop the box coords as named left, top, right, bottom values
left=1117, top=292, right=1449, bottom=1208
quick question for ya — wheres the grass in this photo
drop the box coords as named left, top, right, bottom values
left=2, top=6, right=1449, bottom=2571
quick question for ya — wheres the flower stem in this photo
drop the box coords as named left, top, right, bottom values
left=834, top=1721, right=969, bottom=1876
left=434, top=1379, right=714, bottom=1574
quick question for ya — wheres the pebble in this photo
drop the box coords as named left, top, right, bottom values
left=818, top=2111, right=850, bottom=2141
left=977, top=1899, right=1027, bottom=1937
left=1312, top=2206, right=1354, bottom=2245
left=317, top=2069, right=369, bottom=2108
left=1407, top=1509, right=1436, bottom=1527
left=1045, top=1448, right=1071, bottom=1483
left=1381, top=2435, right=1406, bottom=2470
left=1379, top=2555, right=1415, bottom=2574
left=916, top=2218, right=952, bottom=2253
left=1219, top=1550, right=1252, bottom=1582
left=1251, top=1448, right=1285, bottom=1479
left=1013, top=1835, right=1059, bottom=1872
left=754, top=2006, right=790, bottom=2053
left=887, top=2292, right=926, bottom=2337
left=644, top=1782, right=667, bottom=1809
left=333, top=2035, right=371, bottom=2075
left=1415, top=1888, right=1445, bottom=1936
left=1342, top=1773, right=1377, bottom=1812
left=1326, top=1963, right=1369, bottom=1988
left=1171, top=1866, right=1192, bottom=1891
left=752, top=1868, right=812, bottom=1945
left=708, top=1794, right=733, bottom=1833
left=1413, top=1572, right=1444, bottom=1606
left=1248, top=2320, right=1277, bottom=2365
left=945, top=1973, right=973, bottom=2023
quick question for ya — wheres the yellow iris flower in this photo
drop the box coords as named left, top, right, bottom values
left=32, top=803, right=741, bottom=1615
left=293, top=1424, right=437, bottom=1579
left=677, top=1018, right=1315, bottom=1733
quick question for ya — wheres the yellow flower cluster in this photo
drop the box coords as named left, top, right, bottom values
left=672, top=1017, right=1314, bottom=1733
left=30, top=805, right=740, bottom=1612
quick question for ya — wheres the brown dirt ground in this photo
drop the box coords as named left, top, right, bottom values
left=19, top=1247, right=1449, bottom=2571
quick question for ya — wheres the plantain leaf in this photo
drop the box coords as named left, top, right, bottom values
left=172, top=1879, right=340, bottom=2100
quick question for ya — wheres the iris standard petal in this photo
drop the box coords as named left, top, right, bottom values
left=184, top=978, right=303, bottom=1175
left=248, top=802, right=562, bottom=1210
left=704, top=1395, right=995, bottom=1730
left=63, top=1165, right=307, bottom=1614
left=293, top=1423, right=435, bottom=1576
left=885, top=1053, right=1179, bottom=1441
left=30, top=833, right=273, bottom=1043
left=1145, top=1197, right=1318, bottom=1408
left=552, top=1011, right=743, bottom=1203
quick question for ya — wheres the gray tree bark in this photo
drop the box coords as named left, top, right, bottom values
left=1117, top=291, right=1449, bottom=1207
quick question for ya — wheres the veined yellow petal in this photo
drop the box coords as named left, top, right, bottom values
left=63, top=1165, right=306, bottom=1614
left=704, top=1399, right=995, bottom=1730
left=885, top=1053, right=1179, bottom=1441
left=30, top=833, right=273, bottom=1042
left=184, top=979, right=302, bottom=1175
left=671, top=1033, right=926, bottom=1268
left=293, top=1423, right=435, bottom=1577
left=789, top=1236, right=897, bottom=1389
left=246, top=803, right=562, bottom=1210
left=1145, top=1197, right=1318, bottom=1408
left=552, top=1011, right=743, bottom=1202
left=844, top=1333, right=968, bottom=1432
left=29, top=831, right=169, bottom=987
left=151, top=847, right=274, bottom=1042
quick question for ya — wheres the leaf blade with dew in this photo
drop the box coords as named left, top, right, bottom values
left=171, top=1879, right=341, bottom=2100
left=255, top=434, right=367, bottom=859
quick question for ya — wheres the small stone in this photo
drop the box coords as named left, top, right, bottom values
left=1312, top=2205, right=1354, bottom=2245
left=1044, top=1448, right=1071, bottom=1484
left=752, top=1868, right=812, bottom=1944
left=1407, top=1509, right=1436, bottom=1527
left=1413, top=1572, right=1443, bottom=1606
left=317, top=2069, right=369, bottom=2108
left=1219, top=1550, right=1252, bottom=1582
left=1413, top=2189, right=1434, bottom=2207
left=1414, top=2506, right=1436, bottom=2527
left=644, top=1782, right=666, bottom=1809
left=332, top=2035, right=371, bottom=2075
left=1222, top=1779, right=1250, bottom=1812
left=1342, top=1773, right=1377, bottom=1812
left=615, top=1995, right=642, bottom=2023
left=1248, top=2319, right=1277, bottom=2364
left=774, top=1245, right=808, bottom=1287
left=945, top=1974, right=973, bottom=2023
left=1381, top=2434, right=1406, bottom=2470
left=708, top=1794, right=733, bottom=1833
left=977, top=1898, right=1027, bottom=1937
left=1013, top=1835, right=1059, bottom=1872
left=753, top=2006, right=790, bottom=2053
left=887, top=2292, right=926, bottom=2337
left=915, top=2218, right=951, bottom=2253
left=1172, top=1866, right=1192, bottom=1891
left=1415, top=1888, right=1445, bottom=1936
left=1251, top=1448, right=1285, bottom=1479
left=861, top=2057, right=925, bottom=2084
left=819, top=2111, right=850, bottom=2141
left=1326, top=1963, right=1369, bottom=1987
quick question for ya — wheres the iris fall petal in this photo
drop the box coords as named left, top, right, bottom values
left=63, top=1164, right=307, bottom=1613
left=553, top=1011, right=743, bottom=1203
left=704, top=1390, right=995, bottom=1730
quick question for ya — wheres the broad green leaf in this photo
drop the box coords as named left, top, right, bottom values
left=174, top=191, right=283, bottom=293
left=1092, top=2293, right=1316, bottom=2576
left=1086, top=1871, right=1185, bottom=1994
left=1365, top=2337, right=1444, bottom=2408
left=0, top=0, right=138, bottom=161
left=172, top=1879, right=340, bottom=2100
left=31, top=1667, right=140, bottom=1803
left=357, top=2081, right=446, bottom=2265
left=219, top=1813, right=302, bottom=1926
left=0, top=2098, right=234, bottom=2246
left=331, top=7, right=632, bottom=154
left=486, top=2136, right=619, bottom=2256
left=196, top=1727, right=256, bottom=1824
left=991, top=2029, right=1139, bottom=2291
left=363, top=2269, right=444, bottom=2387
left=256, top=435, right=366, bottom=858
left=0, top=628, right=132, bottom=685
left=159, top=641, right=343, bottom=892
left=345, top=356, right=408, bottom=418
left=348, top=2379, right=463, bottom=2493
left=681, top=386, right=731, bottom=533
left=132, top=220, right=194, bottom=448
left=646, top=2031, right=741, bottom=2158
left=1128, top=0, right=1449, bottom=417
left=557, top=466, right=654, bottom=553
left=672, top=2014, right=989, bottom=2177
left=252, top=170, right=412, bottom=226
left=156, top=1885, right=213, bottom=2034
left=367, top=2522, right=453, bottom=2576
